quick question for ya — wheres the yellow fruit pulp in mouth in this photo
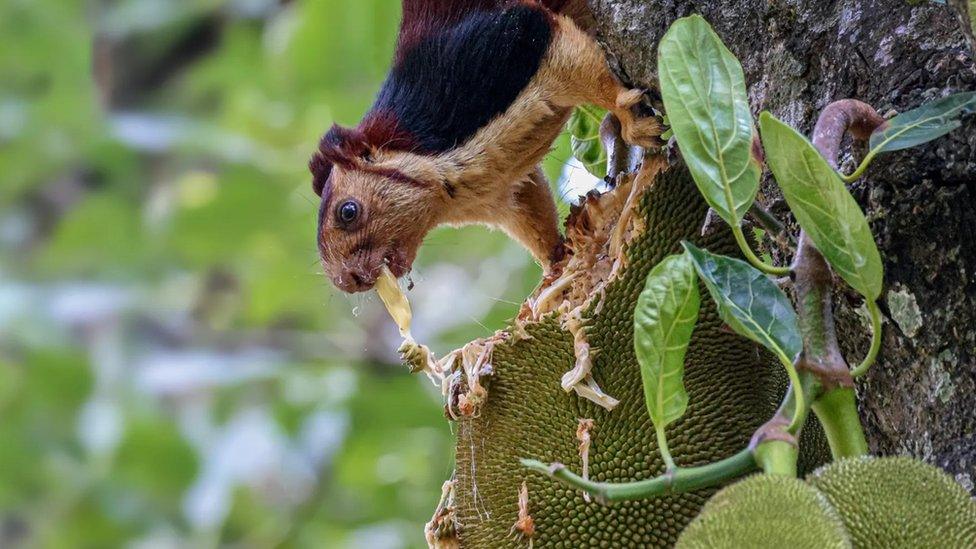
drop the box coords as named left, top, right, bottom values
left=376, top=266, right=412, bottom=338
left=375, top=266, right=441, bottom=381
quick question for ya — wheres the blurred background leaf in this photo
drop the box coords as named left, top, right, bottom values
left=568, top=105, right=608, bottom=179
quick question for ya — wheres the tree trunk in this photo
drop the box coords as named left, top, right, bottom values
left=588, top=0, right=976, bottom=494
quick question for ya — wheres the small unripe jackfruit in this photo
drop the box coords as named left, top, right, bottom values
left=807, top=456, right=976, bottom=548
left=676, top=473, right=851, bottom=549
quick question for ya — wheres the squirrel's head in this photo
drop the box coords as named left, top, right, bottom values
left=310, top=122, right=442, bottom=293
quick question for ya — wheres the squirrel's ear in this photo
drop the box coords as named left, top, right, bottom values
left=323, top=124, right=370, bottom=160
left=312, top=124, right=374, bottom=196
left=309, top=152, right=332, bottom=197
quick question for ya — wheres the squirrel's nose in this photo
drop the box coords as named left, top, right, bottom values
left=337, top=267, right=377, bottom=293
left=350, top=269, right=375, bottom=288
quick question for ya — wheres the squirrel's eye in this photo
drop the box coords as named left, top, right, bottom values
left=337, top=200, right=360, bottom=224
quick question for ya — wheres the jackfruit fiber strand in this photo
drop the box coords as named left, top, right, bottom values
left=376, top=266, right=412, bottom=339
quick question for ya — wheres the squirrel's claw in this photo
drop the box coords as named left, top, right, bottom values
left=615, top=88, right=645, bottom=109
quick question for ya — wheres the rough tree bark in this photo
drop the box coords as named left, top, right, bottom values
left=588, top=0, right=976, bottom=491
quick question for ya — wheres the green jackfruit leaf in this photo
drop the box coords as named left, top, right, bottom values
left=568, top=105, right=608, bottom=178
left=760, top=113, right=883, bottom=300
left=868, top=91, right=976, bottom=154
left=634, top=253, right=700, bottom=433
left=683, top=242, right=801, bottom=361
left=658, top=14, right=761, bottom=226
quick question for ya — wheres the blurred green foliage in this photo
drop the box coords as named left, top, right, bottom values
left=0, top=0, right=578, bottom=547
left=568, top=105, right=608, bottom=178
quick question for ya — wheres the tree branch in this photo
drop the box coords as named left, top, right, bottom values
left=788, top=99, right=888, bottom=457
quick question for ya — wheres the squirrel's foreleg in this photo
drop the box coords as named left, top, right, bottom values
left=498, top=167, right=565, bottom=271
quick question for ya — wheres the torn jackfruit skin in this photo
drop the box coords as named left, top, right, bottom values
left=452, top=167, right=829, bottom=548
left=808, top=457, right=976, bottom=548
left=675, top=473, right=851, bottom=548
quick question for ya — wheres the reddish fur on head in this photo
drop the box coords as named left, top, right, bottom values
left=310, top=117, right=437, bottom=293
left=310, top=110, right=420, bottom=194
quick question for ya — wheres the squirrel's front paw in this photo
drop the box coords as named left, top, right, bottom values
left=614, top=88, right=664, bottom=148
left=620, top=114, right=664, bottom=148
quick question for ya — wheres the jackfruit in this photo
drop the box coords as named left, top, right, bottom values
left=807, top=456, right=976, bottom=548
left=675, top=473, right=851, bottom=548
left=449, top=163, right=829, bottom=547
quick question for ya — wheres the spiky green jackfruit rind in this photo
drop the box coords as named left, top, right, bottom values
left=452, top=167, right=830, bottom=548
left=807, top=457, right=976, bottom=548
left=675, top=473, right=851, bottom=549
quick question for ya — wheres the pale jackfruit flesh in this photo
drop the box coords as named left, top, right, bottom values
left=675, top=473, right=851, bottom=549
left=448, top=163, right=829, bottom=547
left=376, top=265, right=442, bottom=376
left=376, top=265, right=412, bottom=338
left=807, top=456, right=976, bottom=548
